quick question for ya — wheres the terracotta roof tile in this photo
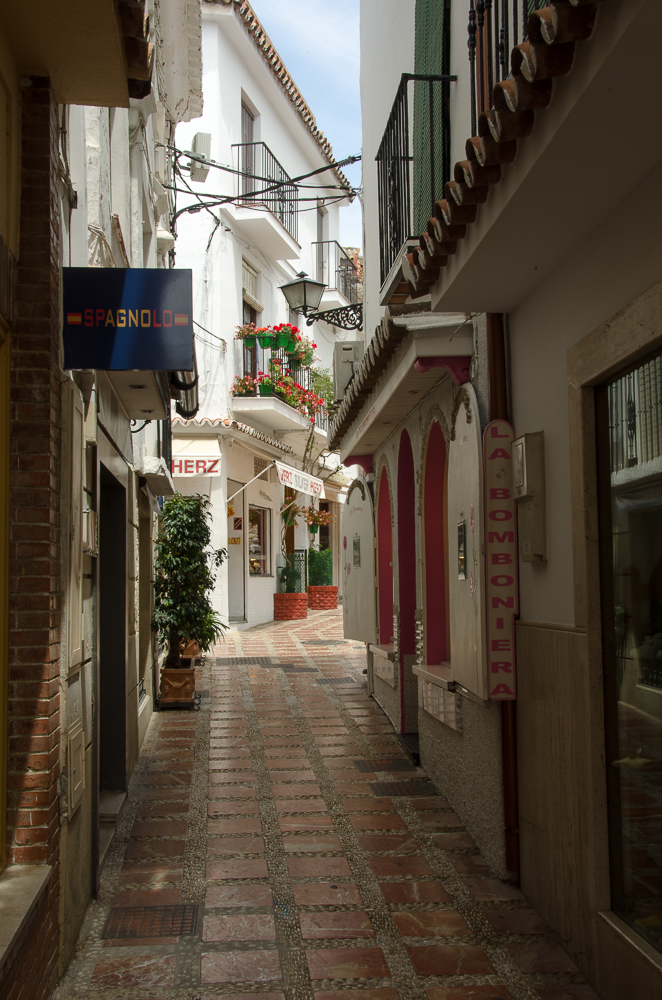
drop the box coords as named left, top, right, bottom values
left=405, top=0, right=603, bottom=300
left=207, top=0, right=351, bottom=191
left=173, top=415, right=294, bottom=454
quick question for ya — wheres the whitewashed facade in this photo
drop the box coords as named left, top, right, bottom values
left=172, top=0, right=354, bottom=628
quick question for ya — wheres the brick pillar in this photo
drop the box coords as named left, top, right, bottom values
left=2, top=76, right=61, bottom=1000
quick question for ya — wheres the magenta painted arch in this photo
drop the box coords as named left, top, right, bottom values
left=377, top=467, right=394, bottom=645
left=424, top=420, right=449, bottom=664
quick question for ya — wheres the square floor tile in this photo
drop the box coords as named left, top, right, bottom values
left=369, top=856, right=434, bottom=878
left=300, top=911, right=374, bottom=938
left=203, top=913, right=276, bottom=941
left=306, top=946, right=390, bottom=979
left=407, top=944, right=495, bottom=976
left=283, top=835, right=343, bottom=853
left=90, top=956, right=176, bottom=988
left=425, top=987, right=513, bottom=1000
left=206, top=837, right=265, bottom=856
left=393, top=911, right=469, bottom=937
left=206, top=858, right=269, bottom=880
left=201, top=949, right=282, bottom=983
left=288, top=857, right=352, bottom=877
left=379, top=881, right=452, bottom=905
left=293, top=882, right=362, bottom=906
left=205, top=883, right=273, bottom=907
left=486, top=908, right=550, bottom=935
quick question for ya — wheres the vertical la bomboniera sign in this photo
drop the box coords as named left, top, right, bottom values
left=483, top=420, right=518, bottom=700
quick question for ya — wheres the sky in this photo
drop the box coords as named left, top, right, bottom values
left=250, top=0, right=363, bottom=250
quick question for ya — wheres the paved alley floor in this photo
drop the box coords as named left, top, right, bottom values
left=53, top=609, right=600, bottom=1000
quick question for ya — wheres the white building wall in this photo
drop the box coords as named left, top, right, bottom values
left=360, top=0, right=415, bottom=338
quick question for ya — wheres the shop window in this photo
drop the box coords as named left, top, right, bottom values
left=599, top=352, right=662, bottom=955
left=248, top=505, right=271, bottom=576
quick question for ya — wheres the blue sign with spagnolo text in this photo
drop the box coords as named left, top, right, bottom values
left=62, top=268, right=194, bottom=371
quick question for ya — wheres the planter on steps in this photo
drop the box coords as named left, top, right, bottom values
left=159, top=666, right=196, bottom=707
left=273, top=592, right=308, bottom=621
left=307, top=585, right=338, bottom=610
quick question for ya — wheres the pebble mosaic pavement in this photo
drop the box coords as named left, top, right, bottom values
left=51, top=609, right=602, bottom=1000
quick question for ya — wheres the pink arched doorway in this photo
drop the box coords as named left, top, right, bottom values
left=376, top=467, right=393, bottom=645
left=397, top=430, right=417, bottom=733
left=424, top=421, right=449, bottom=664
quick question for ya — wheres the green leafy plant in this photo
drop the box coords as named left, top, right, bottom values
left=279, top=557, right=301, bottom=593
left=309, top=548, right=333, bottom=586
left=152, top=494, right=228, bottom=667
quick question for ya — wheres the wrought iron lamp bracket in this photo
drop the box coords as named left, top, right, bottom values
left=304, top=302, right=363, bottom=331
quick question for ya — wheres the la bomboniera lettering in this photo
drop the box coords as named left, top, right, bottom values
left=483, top=419, right=519, bottom=701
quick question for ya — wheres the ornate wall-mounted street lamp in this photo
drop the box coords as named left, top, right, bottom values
left=280, top=272, right=363, bottom=331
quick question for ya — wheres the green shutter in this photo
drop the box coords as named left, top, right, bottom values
left=412, top=0, right=450, bottom=237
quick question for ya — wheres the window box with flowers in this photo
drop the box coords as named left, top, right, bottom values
left=230, top=374, right=257, bottom=397
left=235, top=322, right=258, bottom=348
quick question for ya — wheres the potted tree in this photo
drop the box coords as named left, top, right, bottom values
left=274, top=555, right=308, bottom=620
left=153, top=494, right=228, bottom=707
left=308, top=546, right=338, bottom=609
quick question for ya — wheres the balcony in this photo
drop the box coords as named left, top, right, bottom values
left=233, top=343, right=329, bottom=438
left=312, top=241, right=361, bottom=312
left=228, top=142, right=300, bottom=260
left=376, top=74, right=454, bottom=299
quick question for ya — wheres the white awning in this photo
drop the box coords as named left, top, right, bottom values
left=171, top=436, right=221, bottom=477
left=275, top=462, right=323, bottom=498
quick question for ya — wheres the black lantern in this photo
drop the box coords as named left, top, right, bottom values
left=280, top=272, right=325, bottom=315
left=279, top=271, right=363, bottom=332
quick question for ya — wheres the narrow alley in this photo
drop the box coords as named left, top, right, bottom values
left=53, top=611, right=597, bottom=1000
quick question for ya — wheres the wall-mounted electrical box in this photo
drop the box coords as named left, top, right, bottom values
left=333, top=341, right=364, bottom=402
left=189, top=132, right=212, bottom=183
left=512, top=431, right=546, bottom=562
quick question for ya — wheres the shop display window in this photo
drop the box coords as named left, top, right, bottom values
left=248, top=505, right=270, bottom=576
left=601, top=353, right=662, bottom=954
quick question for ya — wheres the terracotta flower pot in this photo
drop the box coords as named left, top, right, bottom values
left=159, top=666, right=196, bottom=707
left=274, top=592, right=308, bottom=621
left=180, top=639, right=201, bottom=658
left=307, top=585, right=338, bottom=609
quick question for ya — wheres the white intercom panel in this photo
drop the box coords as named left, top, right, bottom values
left=512, top=431, right=546, bottom=562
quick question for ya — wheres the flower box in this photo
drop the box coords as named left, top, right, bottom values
left=307, top=585, right=338, bottom=610
left=258, top=383, right=273, bottom=397
left=273, top=592, right=308, bottom=621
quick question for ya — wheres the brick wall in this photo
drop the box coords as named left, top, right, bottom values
left=3, top=75, right=62, bottom=1000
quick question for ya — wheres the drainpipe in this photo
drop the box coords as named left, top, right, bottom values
left=486, top=312, right=520, bottom=877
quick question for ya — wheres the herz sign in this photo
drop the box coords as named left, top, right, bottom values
left=62, top=267, right=194, bottom=371
left=483, top=420, right=519, bottom=700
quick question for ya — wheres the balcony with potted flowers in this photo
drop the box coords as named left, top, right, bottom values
left=231, top=322, right=329, bottom=442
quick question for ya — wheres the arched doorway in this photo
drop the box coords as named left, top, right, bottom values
left=424, top=420, right=449, bottom=664
left=398, top=431, right=417, bottom=733
left=377, top=466, right=393, bottom=645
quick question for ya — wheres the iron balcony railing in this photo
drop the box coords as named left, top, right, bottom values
left=467, top=0, right=546, bottom=135
left=311, top=241, right=361, bottom=305
left=376, top=73, right=456, bottom=288
left=232, top=141, right=298, bottom=242
left=242, top=344, right=328, bottom=433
